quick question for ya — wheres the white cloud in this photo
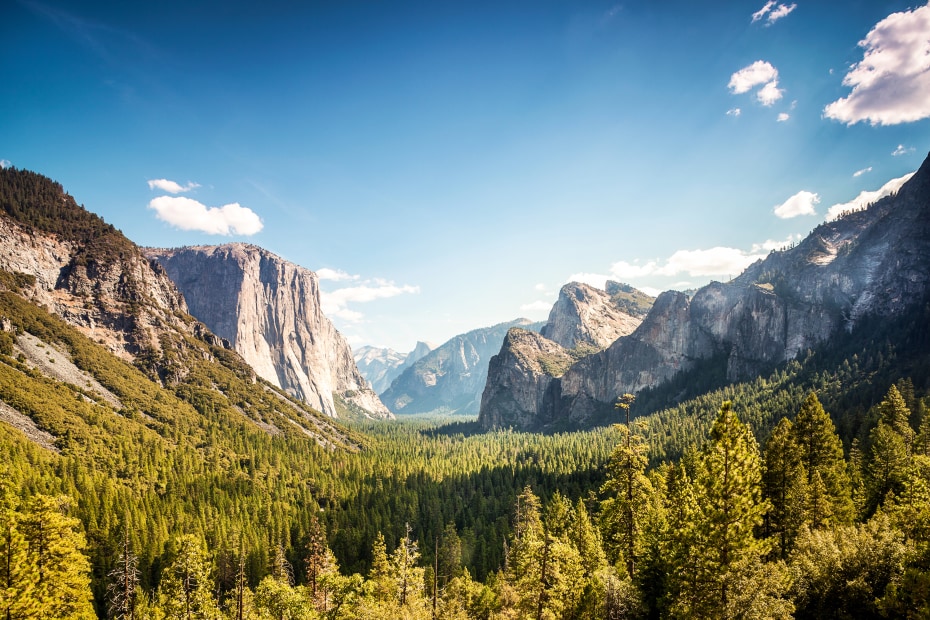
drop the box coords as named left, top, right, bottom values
left=752, top=1, right=776, bottom=22
left=148, top=196, right=263, bottom=235
left=520, top=300, right=552, bottom=313
left=147, top=178, right=200, bottom=194
left=892, top=144, right=915, bottom=157
left=767, top=3, right=796, bottom=24
left=752, top=1, right=796, bottom=24
left=777, top=112, right=790, bottom=122
left=729, top=61, right=783, bottom=106
left=0, top=159, right=11, bottom=169
left=316, top=268, right=360, bottom=282
left=657, top=247, right=765, bottom=277
left=727, top=108, right=742, bottom=117
left=320, top=281, right=420, bottom=323
left=534, top=283, right=547, bottom=292
left=751, top=234, right=803, bottom=253
left=826, top=172, right=915, bottom=220
left=729, top=61, right=779, bottom=94
left=853, top=166, right=873, bottom=177
left=757, top=80, right=784, bottom=106
left=823, top=3, right=930, bottom=125
left=774, top=190, right=820, bottom=218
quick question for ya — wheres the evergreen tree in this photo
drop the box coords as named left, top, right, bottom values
left=391, top=522, right=425, bottom=609
left=158, top=534, right=220, bottom=620
left=0, top=479, right=39, bottom=620
left=674, top=402, right=771, bottom=618
left=762, top=417, right=807, bottom=557
left=20, top=495, right=95, bottom=620
left=792, top=392, right=854, bottom=524
left=600, top=394, right=652, bottom=578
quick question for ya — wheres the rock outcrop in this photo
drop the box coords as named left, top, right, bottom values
left=354, top=341, right=435, bottom=394
left=541, top=281, right=649, bottom=349
left=0, top=172, right=188, bottom=363
left=381, top=319, right=540, bottom=415
left=480, top=153, right=930, bottom=430
left=146, top=244, right=392, bottom=419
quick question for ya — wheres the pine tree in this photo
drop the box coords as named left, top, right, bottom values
left=600, top=393, right=652, bottom=578
left=305, top=515, right=339, bottom=613
left=0, top=478, right=39, bottom=620
left=391, top=522, right=425, bottom=609
left=158, top=534, right=220, bottom=620
left=792, top=392, right=854, bottom=524
left=20, top=495, right=95, bottom=620
left=762, top=417, right=807, bottom=557
left=675, top=402, right=771, bottom=618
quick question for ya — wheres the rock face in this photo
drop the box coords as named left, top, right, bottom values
left=0, top=171, right=188, bottom=363
left=480, top=153, right=930, bottom=430
left=541, top=281, right=649, bottom=349
left=146, top=244, right=392, bottom=419
left=478, top=328, right=572, bottom=430
left=381, top=319, right=540, bottom=415
left=479, top=282, right=651, bottom=430
left=354, top=341, right=435, bottom=394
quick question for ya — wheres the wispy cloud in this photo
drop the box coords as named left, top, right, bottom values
left=148, top=196, right=263, bottom=235
left=752, top=1, right=796, bottom=25
left=316, top=268, right=360, bottom=282
left=0, top=159, right=10, bottom=169
left=726, top=108, right=742, bottom=117
left=774, top=190, right=820, bottom=218
left=824, top=3, right=930, bottom=125
left=320, top=281, right=420, bottom=323
left=892, top=144, right=915, bottom=157
left=729, top=61, right=783, bottom=106
left=777, top=112, right=790, bottom=122
left=147, top=178, right=200, bottom=194
left=826, top=172, right=915, bottom=220
left=608, top=249, right=764, bottom=280
left=853, top=166, right=873, bottom=177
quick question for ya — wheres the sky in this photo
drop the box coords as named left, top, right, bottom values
left=3, top=0, right=930, bottom=353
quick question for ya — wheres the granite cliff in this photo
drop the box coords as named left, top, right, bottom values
left=480, top=153, right=930, bottom=430
left=146, top=244, right=392, bottom=419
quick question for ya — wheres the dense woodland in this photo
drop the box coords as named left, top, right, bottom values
left=3, top=167, right=930, bottom=617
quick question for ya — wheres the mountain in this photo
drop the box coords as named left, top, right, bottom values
left=354, top=340, right=435, bottom=394
left=380, top=319, right=541, bottom=415
left=541, top=281, right=652, bottom=350
left=478, top=281, right=652, bottom=431
left=0, top=167, right=357, bottom=446
left=146, top=244, right=391, bottom=420
left=480, top=153, right=930, bottom=431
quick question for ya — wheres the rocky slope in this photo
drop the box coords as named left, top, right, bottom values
left=354, top=341, right=434, bottom=394
left=381, top=319, right=541, bottom=415
left=480, top=153, right=930, bottom=430
left=0, top=169, right=188, bottom=364
left=0, top=167, right=356, bottom=447
left=146, top=244, right=391, bottom=420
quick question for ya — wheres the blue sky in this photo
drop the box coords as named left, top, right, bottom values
left=3, top=0, right=929, bottom=352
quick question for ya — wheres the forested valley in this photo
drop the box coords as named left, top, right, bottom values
left=3, top=271, right=930, bottom=618
left=3, top=167, right=930, bottom=618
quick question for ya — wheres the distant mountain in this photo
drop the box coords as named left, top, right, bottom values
left=380, top=319, right=542, bottom=415
left=146, top=244, right=391, bottom=420
left=480, top=153, right=930, bottom=431
left=541, top=281, right=653, bottom=350
left=354, top=341, right=435, bottom=394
